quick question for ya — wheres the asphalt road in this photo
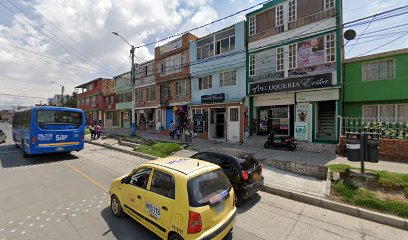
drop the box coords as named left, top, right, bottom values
left=0, top=122, right=406, bottom=240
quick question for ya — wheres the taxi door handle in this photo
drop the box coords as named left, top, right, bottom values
left=137, top=195, right=141, bottom=199
left=162, top=206, right=168, bottom=211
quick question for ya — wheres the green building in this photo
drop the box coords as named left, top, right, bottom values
left=113, top=71, right=132, bottom=128
left=343, top=48, right=408, bottom=120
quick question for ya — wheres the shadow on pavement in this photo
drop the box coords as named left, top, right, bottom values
left=100, top=207, right=160, bottom=240
left=237, top=193, right=261, bottom=214
left=0, top=143, right=79, bottom=168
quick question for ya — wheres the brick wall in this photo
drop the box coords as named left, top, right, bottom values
left=338, top=137, right=408, bottom=163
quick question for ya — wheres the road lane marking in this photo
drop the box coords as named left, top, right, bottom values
left=64, top=163, right=109, bottom=193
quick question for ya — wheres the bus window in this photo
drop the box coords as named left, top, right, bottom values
left=37, top=110, right=82, bottom=128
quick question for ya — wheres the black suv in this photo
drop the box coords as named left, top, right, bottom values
left=191, top=148, right=264, bottom=205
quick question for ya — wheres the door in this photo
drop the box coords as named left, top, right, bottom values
left=209, top=109, right=216, bottom=138
left=216, top=113, right=225, bottom=138
left=228, top=107, right=240, bottom=142
left=166, top=109, right=173, bottom=129
left=143, top=169, right=175, bottom=238
left=122, top=168, right=152, bottom=222
left=316, top=101, right=336, bottom=140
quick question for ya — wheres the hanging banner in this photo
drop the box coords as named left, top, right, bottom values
left=295, top=104, right=311, bottom=141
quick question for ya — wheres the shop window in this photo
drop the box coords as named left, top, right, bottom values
left=249, top=16, right=256, bottom=36
left=220, top=70, right=236, bottom=87
left=249, top=54, right=255, bottom=76
left=325, top=33, right=336, bottom=63
left=276, top=47, right=284, bottom=72
left=230, top=108, right=239, bottom=122
left=325, top=0, right=335, bottom=9
left=147, top=87, right=155, bottom=101
left=257, top=106, right=289, bottom=136
left=363, top=59, right=394, bottom=81
left=289, top=43, right=297, bottom=69
left=198, top=76, right=212, bottom=90
left=288, top=0, right=296, bottom=22
left=276, top=5, right=284, bottom=26
left=176, top=80, right=188, bottom=98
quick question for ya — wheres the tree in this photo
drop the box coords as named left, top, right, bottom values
left=65, top=91, right=78, bottom=108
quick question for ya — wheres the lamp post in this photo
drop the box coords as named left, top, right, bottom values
left=112, top=32, right=136, bottom=136
left=51, top=81, right=65, bottom=107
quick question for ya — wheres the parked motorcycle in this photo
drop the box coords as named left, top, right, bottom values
left=264, top=131, right=297, bottom=151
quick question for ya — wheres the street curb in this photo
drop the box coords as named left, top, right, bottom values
left=261, top=184, right=408, bottom=231
left=85, top=140, right=157, bottom=160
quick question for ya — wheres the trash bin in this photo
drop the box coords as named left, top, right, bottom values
left=367, top=139, right=379, bottom=163
left=346, top=137, right=361, bottom=162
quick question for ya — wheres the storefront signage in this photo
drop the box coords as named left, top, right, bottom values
left=296, top=89, right=339, bottom=103
left=159, top=37, right=182, bottom=55
left=194, top=114, right=204, bottom=133
left=249, top=73, right=332, bottom=95
left=295, top=104, right=311, bottom=141
left=201, top=93, right=225, bottom=103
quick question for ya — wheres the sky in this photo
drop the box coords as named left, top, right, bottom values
left=0, top=0, right=407, bottom=109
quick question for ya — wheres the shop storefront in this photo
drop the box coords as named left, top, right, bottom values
left=190, top=93, right=244, bottom=143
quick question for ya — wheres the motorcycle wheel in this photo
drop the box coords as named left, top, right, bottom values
left=264, top=141, right=270, bottom=148
left=287, top=143, right=296, bottom=151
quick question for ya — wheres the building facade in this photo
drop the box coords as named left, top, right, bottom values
left=135, top=59, right=161, bottom=131
left=113, top=71, right=132, bottom=128
left=246, top=0, right=342, bottom=145
left=155, top=33, right=198, bottom=131
left=343, top=48, right=408, bottom=119
left=76, top=78, right=115, bottom=125
left=189, top=21, right=246, bottom=143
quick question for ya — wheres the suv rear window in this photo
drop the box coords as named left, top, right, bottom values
left=237, top=153, right=258, bottom=170
left=187, top=169, right=231, bottom=207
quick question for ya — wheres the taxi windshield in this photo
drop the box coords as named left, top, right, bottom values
left=187, top=169, right=231, bottom=207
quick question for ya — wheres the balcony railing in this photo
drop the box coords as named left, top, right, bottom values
left=288, top=8, right=336, bottom=31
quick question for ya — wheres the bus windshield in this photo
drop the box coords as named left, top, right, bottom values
left=37, top=110, right=82, bottom=127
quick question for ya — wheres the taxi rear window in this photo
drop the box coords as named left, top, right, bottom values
left=187, top=169, right=231, bottom=207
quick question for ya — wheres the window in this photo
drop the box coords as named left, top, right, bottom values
left=325, top=0, right=335, bottom=9
left=198, top=76, right=212, bottom=90
left=325, top=33, right=336, bottom=63
left=160, top=83, right=171, bottom=100
left=289, top=44, right=297, bottom=69
left=160, top=62, right=165, bottom=75
left=150, top=170, right=175, bottom=199
left=193, top=108, right=204, bottom=116
left=125, top=92, right=132, bottom=102
left=176, top=80, right=188, bottom=98
left=288, top=0, right=297, bottom=22
left=105, top=97, right=109, bottom=105
left=276, top=47, right=284, bottom=72
left=216, top=36, right=235, bottom=55
left=136, top=89, right=143, bottom=102
left=249, top=16, right=256, bottom=36
left=144, top=66, right=148, bottom=77
left=276, top=5, right=284, bottom=26
left=110, top=96, right=114, bottom=103
left=197, top=43, right=214, bottom=60
left=363, top=104, right=408, bottom=122
left=130, top=168, right=151, bottom=189
left=37, top=110, right=82, bottom=125
left=363, top=59, right=394, bottom=81
left=230, top=108, right=239, bottom=122
left=220, top=70, right=236, bottom=87
left=249, top=54, right=255, bottom=76
left=147, top=87, right=155, bottom=101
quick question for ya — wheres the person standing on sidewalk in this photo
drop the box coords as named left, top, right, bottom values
left=95, top=124, right=102, bottom=139
left=169, top=121, right=176, bottom=139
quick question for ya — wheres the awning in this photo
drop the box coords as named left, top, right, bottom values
left=188, top=97, right=244, bottom=106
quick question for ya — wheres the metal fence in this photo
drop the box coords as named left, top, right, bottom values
left=342, top=117, right=408, bottom=139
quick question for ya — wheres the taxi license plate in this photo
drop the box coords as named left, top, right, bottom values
left=253, top=173, right=259, bottom=180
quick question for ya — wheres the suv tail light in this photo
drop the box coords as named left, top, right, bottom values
left=32, top=136, right=36, bottom=144
left=187, top=211, right=202, bottom=234
left=242, top=170, right=248, bottom=181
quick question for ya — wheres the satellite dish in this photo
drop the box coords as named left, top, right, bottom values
left=344, top=29, right=356, bottom=40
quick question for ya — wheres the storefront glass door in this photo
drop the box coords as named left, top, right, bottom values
left=257, top=105, right=291, bottom=136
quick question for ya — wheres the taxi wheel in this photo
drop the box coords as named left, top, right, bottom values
left=169, top=233, right=183, bottom=240
left=111, top=195, right=123, bottom=217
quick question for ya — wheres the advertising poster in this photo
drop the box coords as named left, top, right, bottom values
left=297, top=36, right=324, bottom=68
left=295, top=104, right=311, bottom=141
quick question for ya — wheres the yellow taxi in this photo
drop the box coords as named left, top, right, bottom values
left=109, top=156, right=237, bottom=240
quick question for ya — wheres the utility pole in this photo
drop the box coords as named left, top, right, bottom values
left=112, top=32, right=137, bottom=136
left=61, top=85, right=65, bottom=107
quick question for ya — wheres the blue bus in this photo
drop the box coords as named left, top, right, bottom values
left=13, top=106, right=85, bottom=157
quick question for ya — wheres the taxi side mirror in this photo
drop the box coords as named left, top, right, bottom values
left=121, top=176, right=130, bottom=184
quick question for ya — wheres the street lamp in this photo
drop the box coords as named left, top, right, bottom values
left=51, top=81, right=65, bottom=107
left=112, top=31, right=136, bottom=136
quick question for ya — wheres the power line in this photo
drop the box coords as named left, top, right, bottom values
left=134, top=0, right=273, bottom=49
left=346, top=15, right=376, bottom=56
left=0, top=92, right=48, bottom=100
left=355, top=30, right=408, bottom=57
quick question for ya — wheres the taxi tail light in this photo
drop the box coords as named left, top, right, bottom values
left=187, top=211, right=202, bottom=234
left=242, top=170, right=248, bottom=181
left=31, top=136, right=36, bottom=144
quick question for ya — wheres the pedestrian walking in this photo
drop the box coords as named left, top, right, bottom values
left=169, top=121, right=176, bottom=139
left=184, top=125, right=192, bottom=146
left=176, top=127, right=181, bottom=140
left=95, top=124, right=102, bottom=139
left=90, top=122, right=96, bottom=140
